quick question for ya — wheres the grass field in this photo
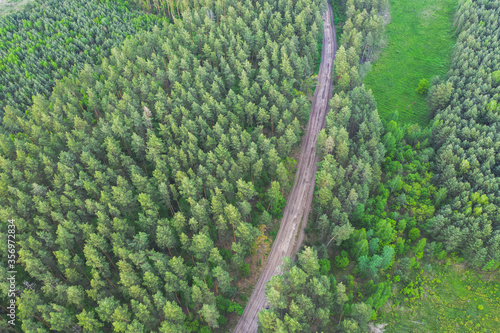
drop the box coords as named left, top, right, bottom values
left=0, top=0, right=32, bottom=15
left=364, top=0, right=456, bottom=127
left=381, top=260, right=500, bottom=332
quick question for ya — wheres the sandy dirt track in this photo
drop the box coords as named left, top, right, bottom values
left=232, top=1, right=337, bottom=332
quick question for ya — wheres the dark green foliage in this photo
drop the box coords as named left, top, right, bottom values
left=319, top=258, right=331, bottom=275
left=0, top=0, right=161, bottom=117
left=217, top=315, right=228, bottom=326
left=314, top=84, right=385, bottom=241
left=429, top=0, right=500, bottom=268
left=314, top=0, right=389, bottom=243
left=199, top=326, right=211, bottom=333
left=0, top=0, right=326, bottom=330
left=184, top=319, right=200, bottom=332
left=216, top=295, right=231, bottom=313
left=239, top=263, right=250, bottom=278
left=350, top=302, right=373, bottom=329
left=220, top=248, right=233, bottom=262
left=427, top=81, right=453, bottom=116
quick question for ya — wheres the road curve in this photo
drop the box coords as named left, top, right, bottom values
left=233, top=1, right=337, bottom=332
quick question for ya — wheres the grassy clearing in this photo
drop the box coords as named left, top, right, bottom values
left=381, top=260, right=500, bottom=332
left=0, top=0, right=31, bottom=15
left=364, top=0, right=456, bottom=127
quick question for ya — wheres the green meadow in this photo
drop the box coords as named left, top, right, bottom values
left=382, top=260, right=500, bottom=332
left=364, top=0, right=456, bottom=127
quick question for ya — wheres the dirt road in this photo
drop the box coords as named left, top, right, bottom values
left=233, top=1, right=337, bottom=332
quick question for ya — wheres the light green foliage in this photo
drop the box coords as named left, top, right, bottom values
left=366, top=281, right=392, bottom=310
left=260, top=248, right=335, bottom=332
left=413, top=238, right=427, bottom=259
left=334, top=251, right=350, bottom=269
left=375, top=219, right=396, bottom=244
left=415, top=79, right=430, bottom=94
left=319, top=258, right=331, bottom=275
left=486, top=100, right=497, bottom=112
left=492, top=70, right=500, bottom=85
left=266, top=181, right=286, bottom=217
left=409, top=228, right=421, bottom=241
left=339, top=319, right=359, bottom=333
left=199, top=303, right=219, bottom=329
left=298, top=246, right=320, bottom=276
left=383, top=261, right=500, bottom=332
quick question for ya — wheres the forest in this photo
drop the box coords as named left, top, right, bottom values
left=1, top=0, right=499, bottom=332
left=259, top=0, right=499, bottom=331
left=427, top=0, right=500, bottom=269
left=0, top=0, right=162, bottom=118
left=1, top=0, right=325, bottom=331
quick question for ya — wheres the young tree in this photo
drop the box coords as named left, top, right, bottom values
left=199, top=303, right=220, bottom=329
left=266, top=181, right=286, bottom=216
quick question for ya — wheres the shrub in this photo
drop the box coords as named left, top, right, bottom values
left=216, top=295, right=231, bottom=313
left=335, top=251, right=350, bottom=269
left=492, top=70, right=500, bottom=85
left=319, top=258, right=331, bottom=275
left=415, top=78, right=430, bottom=94
left=409, top=228, right=421, bottom=241
left=228, top=302, right=244, bottom=315
left=239, top=263, right=250, bottom=278
left=220, top=248, right=233, bottom=262
left=217, top=316, right=228, bottom=326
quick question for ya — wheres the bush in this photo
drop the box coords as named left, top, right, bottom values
left=216, top=295, right=231, bottom=313
left=409, top=228, right=421, bottom=241
left=260, top=211, right=272, bottom=225
left=492, top=70, right=500, bottom=85
left=415, top=78, right=430, bottom=94
left=220, top=248, right=233, bottom=261
left=217, top=316, right=228, bottom=326
left=319, top=258, right=331, bottom=275
left=199, top=326, right=211, bottom=333
left=184, top=319, right=199, bottom=332
left=228, top=302, right=244, bottom=315
left=335, top=251, right=350, bottom=269
left=395, top=237, right=406, bottom=255
left=239, top=263, right=250, bottom=278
